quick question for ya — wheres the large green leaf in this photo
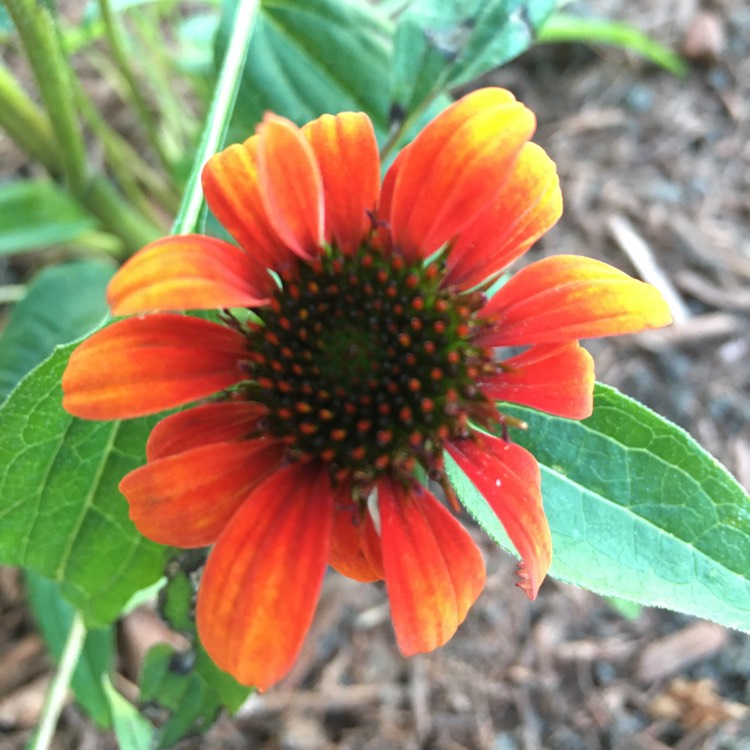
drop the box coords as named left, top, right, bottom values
left=0, top=342, right=171, bottom=626
left=447, top=384, right=750, bottom=630
left=0, top=180, right=98, bottom=255
left=218, top=0, right=392, bottom=136
left=391, top=0, right=556, bottom=117
left=25, top=571, right=114, bottom=727
left=0, top=261, right=114, bottom=402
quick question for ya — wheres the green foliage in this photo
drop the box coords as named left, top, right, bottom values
left=25, top=572, right=115, bottom=727
left=0, top=262, right=113, bottom=402
left=102, top=676, right=158, bottom=749
left=391, top=0, right=556, bottom=117
left=218, top=0, right=392, bottom=136
left=138, top=556, right=251, bottom=748
left=538, top=13, right=688, bottom=76
left=0, top=180, right=98, bottom=255
left=0, top=343, right=172, bottom=627
left=448, top=385, right=750, bottom=630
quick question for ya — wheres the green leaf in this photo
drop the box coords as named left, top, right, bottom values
left=218, top=0, right=392, bottom=136
left=0, top=179, right=97, bottom=255
left=25, top=571, right=114, bottom=727
left=537, top=13, right=688, bottom=77
left=140, top=557, right=250, bottom=748
left=102, top=675, right=157, bottom=750
left=0, top=261, right=114, bottom=402
left=0, top=342, right=172, bottom=626
left=448, top=385, right=750, bottom=630
left=391, top=0, right=556, bottom=116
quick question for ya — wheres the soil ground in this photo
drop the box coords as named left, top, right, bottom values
left=1, top=0, right=749, bottom=748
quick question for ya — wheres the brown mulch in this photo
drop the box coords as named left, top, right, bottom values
left=1, top=0, right=749, bottom=748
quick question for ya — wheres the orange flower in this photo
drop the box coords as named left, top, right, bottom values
left=62, top=88, right=672, bottom=689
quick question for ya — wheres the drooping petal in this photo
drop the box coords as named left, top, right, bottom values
left=479, top=342, right=594, bottom=419
left=62, top=314, right=247, bottom=420
left=201, top=137, right=295, bottom=270
left=378, top=477, right=486, bottom=656
left=389, top=88, right=536, bottom=262
left=446, top=434, right=550, bottom=600
left=477, top=256, right=674, bottom=347
left=121, top=439, right=284, bottom=547
left=444, top=143, right=562, bottom=290
left=196, top=462, right=333, bottom=690
left=257, top=113, right=324, bottom=260
left=302, top=112, right=380, bottom=254
left=329, top=488, right=384, bottom=583
left=146, top=401, right=268, bottom=461
left=107, top=234, right=273, bottom=315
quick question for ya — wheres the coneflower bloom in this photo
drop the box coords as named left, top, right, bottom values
left=62, top=88, right=671, bottom=690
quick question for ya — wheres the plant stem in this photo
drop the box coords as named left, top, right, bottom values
left=27, top=612, right=86, bottom=750
left=172, top=0, right=260, bottom=235
left=4, top=0, right=88, bottom=193
left=0, top=64, right=60, bottom=171
left=97, top=0, right=172, bottom=172
left=72, top=73, right=180, bottom=219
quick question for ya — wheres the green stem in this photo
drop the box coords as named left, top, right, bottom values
left=27, top=612, right=86, bottom=750
left=172, top=0, right=260, bottom=235
left=98, top=0, right=172, bottom=172
left=0, top=64, right=60, bottom=171
left=86, top=177, right=163, bottom=252
left=72, top=73, right=180, bottom=218
left=4, top=0, right=88, bottom=193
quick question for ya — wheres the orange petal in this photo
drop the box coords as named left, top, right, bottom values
left=146, top=401, right=268, bottom=460
left=201, top=137, right=294, bottom=270
left=302, top=112, right=380, bottom=254
left=62, top=315, right=247, bottom=420
left=389, top=88, right=536, bottom=262
left=196, top=462, right=333, bottom=689
left=372, top=144, right=408, bottom=253
left=446, top=434, right=551, bottom=600
left=479, top=342, right=594, bottom=419
left=121, top=439, right=284, bottom=547
left=329, top=487, right=384, bottom=583
left=257, top=113, right=324, bottom=260
left=107, top=234, right=273, bottom=315
left=378, top=477, right=485, bottom=656
left=444, top=143, right=562, bottom=290
left=478, top=256, right=674, bottom=347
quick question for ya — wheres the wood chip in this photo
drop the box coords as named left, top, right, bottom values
left=634, top=312, right=743, bottom=349
left=0, top=674, right=52, bottom=729
left=0, top=635, right=48, bottom=696
left=608, top=214, right=691, bottom=325
left=635, top=621, right=728, bottom=683
left=648, top=677, right=748, bottom=728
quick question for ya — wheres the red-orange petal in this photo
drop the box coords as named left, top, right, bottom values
left=302, top=112, right=380, bottom=254
left=121, top=439, right=284, bottom=547
left=372, top=145, right=408, bottom=253
left=477, top=256, right=674, bottom=347
left=107, top=234, right=273, bottom=315
left=446, top=434, right=551, bottom=600
left=378, top=477, right=486, bottom=656
left=257, top=113, right=324, bottom=260
left=329, top=487, right=384, bottom=583
left=196, top=462, right=333, bottom=689
left=444, top=143, right=562, bottom=290
left=201, top=137, right=294, bottom=270
left=479, top=342, right=595, bottom=419
left=389, top=88, right=536, bottom=262
left=62, top=315, right=247, bottom=420
left=146, top=401, right=268, bottom=461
